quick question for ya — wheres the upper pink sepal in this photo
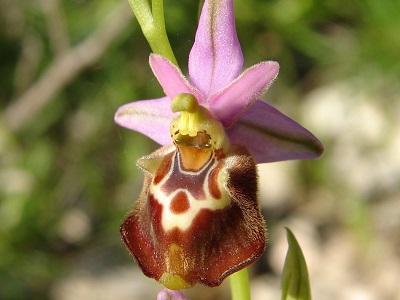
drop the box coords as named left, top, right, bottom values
left=188, top=0, right=243, bottom=97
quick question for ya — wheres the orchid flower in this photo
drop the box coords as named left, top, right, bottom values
left=115, top=0, right=322, bottom=164
left=115, top=0, right=323, bottom=291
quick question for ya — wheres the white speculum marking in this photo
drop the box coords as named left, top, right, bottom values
left=150, top=151, right=230, bottom=232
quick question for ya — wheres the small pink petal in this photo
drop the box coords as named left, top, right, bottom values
left=208, top=61, right=279, bottom=127
left=157, top=289, right=188, bottom=300
left=150, top=54, right=203, bottom=103
left=226, top=100, right=324, bottom=163
left=114, top=97, right=176, bottom=145
left=189, top=0, right=243, bottom=97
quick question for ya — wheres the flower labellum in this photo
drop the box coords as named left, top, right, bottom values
left=121, top=94, right=266, bottom=289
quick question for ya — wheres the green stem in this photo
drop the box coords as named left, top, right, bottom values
left=128, top=0, right=178, bottom=66
left=229, top=268, right=251, bottom=300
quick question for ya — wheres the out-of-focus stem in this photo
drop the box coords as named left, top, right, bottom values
left=229, top=268, right=251, bottom=300
left=128, top=0, right=178, bottom=66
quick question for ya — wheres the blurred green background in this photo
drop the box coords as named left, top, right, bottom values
left=1, top=0, right=399, bottom=299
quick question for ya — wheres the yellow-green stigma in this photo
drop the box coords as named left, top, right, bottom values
left=170, top=93, right=229, bottom=151
left=171, top=93, right=199, bottom=137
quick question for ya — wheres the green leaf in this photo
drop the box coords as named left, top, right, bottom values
left=281, top=228, right=312, bottom=300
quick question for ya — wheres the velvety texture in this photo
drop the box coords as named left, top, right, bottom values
left=120, top=144, right=266, bottom=287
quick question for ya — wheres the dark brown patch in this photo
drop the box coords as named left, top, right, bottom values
left=170, top=191, right=190, bottom=214
left=208, top=163, right=222, bottom=199
left=160, top=152, right=213, bottom=200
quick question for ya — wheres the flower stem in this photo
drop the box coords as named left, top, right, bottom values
left=229, top=268, right=251, bottom=300
left=128, top=0, right=178, bottom=66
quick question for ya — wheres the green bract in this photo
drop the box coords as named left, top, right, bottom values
left=281, top=228, right=312, bottom=300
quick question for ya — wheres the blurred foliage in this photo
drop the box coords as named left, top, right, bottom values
left=0, top=0, right=399, bottom=299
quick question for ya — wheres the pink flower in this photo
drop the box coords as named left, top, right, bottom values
left=115, top=0, right=323, bottom=164
left=157, top=289, right=188, bottom=300
left=115, top=0, right=323, bottom=290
